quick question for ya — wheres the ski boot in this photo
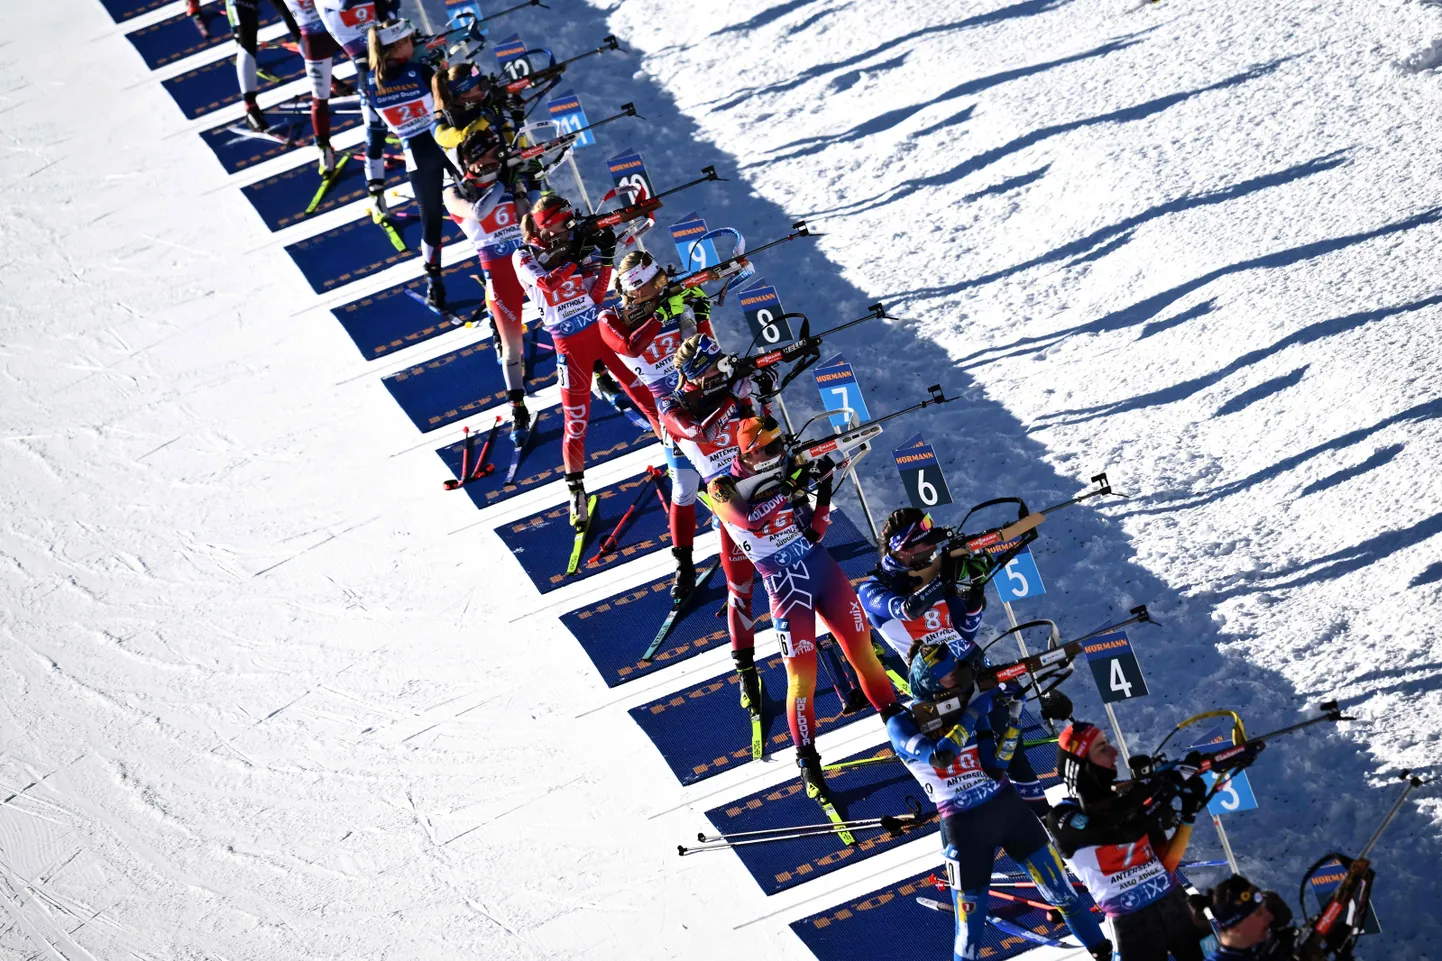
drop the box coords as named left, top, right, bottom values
left=1088, top=940, right=1114, bottom=961
left=593, top=365, right=623, bottom=405
left=424, top=262, right=447, bottom=310
left=367, top=178, right=389, bottom=218
left=508, top=395, right=531, bottom=445
left=317, top=142, right=336, bottom=178
left=796, top=745, right=830, bottom=801
left=734, top=652, right=762, bottom=714
left=567, top=474, right=589, bottom=531
left=243, top=94, right=268, bottom=133
left=670, top=545, right=696, bottom=601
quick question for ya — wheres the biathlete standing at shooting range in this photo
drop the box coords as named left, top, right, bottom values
left=1048, top=721, right=1216, bottom=961
left=278, top=0, right=344, bottom=176
left=364, top=19, right=459, bottom=308
left=858, top=507, right=1052, bottom=818
left=317, top=0, right=395, bottom=213
left=225, top=0, right=301, bottom=132
left=889, top=650, right=1112, bottom=961
left=601, top=253, right=716, bottom=600
left=512, top=195, right=659, bottom=529
left=704, top=408, right=899, bottom=797
left=440, top=119, right=532, bottom=442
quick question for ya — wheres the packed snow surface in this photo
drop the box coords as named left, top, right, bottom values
left=1, top=0, right=1440, bottom=958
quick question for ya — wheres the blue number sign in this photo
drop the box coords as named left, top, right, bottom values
left=669, top=212, right=721, bottom=273
left=814, top=354, right=870, bottom=431
left=546, top=90, right=594, bottom=148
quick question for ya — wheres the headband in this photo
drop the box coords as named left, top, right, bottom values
left=619, top=260, right=661, bottom=292
left=1058, top=722, right=1102, bottom=759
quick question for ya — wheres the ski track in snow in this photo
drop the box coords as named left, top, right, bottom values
left=0, top=0, right=1440, bottom=958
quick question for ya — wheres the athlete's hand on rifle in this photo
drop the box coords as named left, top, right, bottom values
left=1176, top=774, right=1208, bottom=824
left=593, top=225, right=618, bottom=266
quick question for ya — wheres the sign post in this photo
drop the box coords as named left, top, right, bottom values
left=1185, top=726, right=1262, bottom=875
left=813, top=354, right=878, bottom=543
left=546, top=90, right=596, bottom=213
left=979, top=534, right=1048, bottom=726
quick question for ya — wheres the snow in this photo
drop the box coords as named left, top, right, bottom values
left=1, top=0, right=1439, bottom=958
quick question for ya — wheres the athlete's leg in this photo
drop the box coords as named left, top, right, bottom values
left=812, top=551, right=896, bottom=713
left=483, top=257, right=527, bottom=394
left=554, top=330, right=595, bottom=476
left=266, top=0, right=300, bottom=38
left=599, top=347, right=660, bottom=435
left=352, top=60, right=388, bottom=185
left=227, top=1, right=261, bottom=104
left=718, top=526, right=755, bottom=653
left=1003, top=793, right=1107, bottom=953
left=940, top=807, right=1001, bottom=961
left=665, top=448, right=699, bottom=549
left=766, top=561, right=822, bottom=751
left=300, top=31, right=337, bottom=163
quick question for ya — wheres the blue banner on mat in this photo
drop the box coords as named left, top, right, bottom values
left=383, top=332, right=558, bottom=433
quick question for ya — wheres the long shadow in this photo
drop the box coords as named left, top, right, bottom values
left=1213, top=365, right=1308, bottom=417
left=1036, top=294, right=1442, bottom=429
left=809, top=59, right=1288, bottom=220
left=1211, top=510, right=1442, bottom=601
left=965, top=207, right=1442, bottom=372
left=699, top=0, right=1073, bottom=112
left=962, top=165, right=1049, bottom=202
left=512, top=1, right=1442, bottom=944
left=708, top=0, right=823, bottom=38
left=1117, top=397, right=1442, bottom=519
left=826, top=53, right=910, bottom=94
left=896, top=152, right=1347, bottom=310
left=753, top=36, right=1138, bottom=166
left=1298, top=443, right=1403, bottom=498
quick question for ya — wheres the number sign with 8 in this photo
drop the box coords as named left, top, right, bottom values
left=739, top=284, right=795, bottom=347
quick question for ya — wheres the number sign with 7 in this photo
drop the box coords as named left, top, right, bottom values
left=1083, top=630, right=1150, bottom=704
left=814, top=354, right=870, bottom=431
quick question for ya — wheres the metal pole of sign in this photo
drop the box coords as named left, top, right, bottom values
left=1102, top=702, right=1134, bottom=780
left=1000, top=600, right=1054, bottom=735
left=1213, top=815, right=1241, bottom=874
left=566, top=153, right=596, bottom=214
left=846, top=408, right=880, bottom=545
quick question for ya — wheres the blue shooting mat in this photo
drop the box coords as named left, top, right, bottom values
left=242, top=152, right=407, bottom=231
left=790, top=862, right=1076, bottom=961
left=103, top=0, right=177, bottom=23
left=497, top=467, right=697, bottom=595
left=630, top=647, right=875, bottom=786
left=435, top=399, right=659, bottom=510
left=284, top=206, right=466, bottom=293
left=200, top=105, right=363, bottom=175
left=334, top=264, right=490, bottom=360
left=704, top=721, right=1058, bottom=896
left=162, top=43, right=308, bottom=120
left=560, top=510, right=876, bottom=689
left=127, top=2, right=277, bottom=71
left=382, top=329, right=557, bottom=432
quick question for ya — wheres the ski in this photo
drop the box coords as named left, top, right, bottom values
left=640, top=555, right=721, bottom=662
left=304, top=153, right=351, bottom=216
left=503, top=418, right=534, bottom=486
left=808, top=788, right=855, bottom=846
left=403, top=288, right=466, bottom=327
left=189, top=10, right=211, bottom=38
left=594, top=373, right=652, bottom=430
left=372, top=208, right=407, bottom=252
left=749, top=671, right=764, bottom=759
left=223, top=123, right=295, bottom=147
left=566, top=494, right=599, bottom=576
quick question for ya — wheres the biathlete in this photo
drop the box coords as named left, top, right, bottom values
left=442, top=122, right=532, bottom=440
left=1049, top=722, right=1214, bottom=961
left=317, top=0, right=394, bottom=210
left=225, top=0, right=301, bottom=132
left=601, top=253, right=716, bottom=599
left=278, top=0, right=343, bottom=175
left=364, top=20, right=459, bottom=308
left=706, top=411, right=898, bottom=796
left=512, top=195, right=659, bottom=529
left=858, top=507, right=1051, bottom=818
left=890, top=649, right=1112, bottom=961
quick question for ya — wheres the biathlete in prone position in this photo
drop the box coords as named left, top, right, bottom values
left=888, top=648, right=1112, bottom=961
left=364, top=19, right=459, bottom=308
left=706, top=412, right=898, bottom=798
left=859, top=507, right=1051, bottom=818
left=601, top=254, right=716, bottom=600
left=512, top=195, right=659, bottom=529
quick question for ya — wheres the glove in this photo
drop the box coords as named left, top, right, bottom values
left=1003, top=692, right=1025, bottom=723
left=594, top=225, right=618, bottom=265
left=751, top=367, right=778, bottom=398
left=963, top=575, right=987, bottom=614
left=930, top=742, right=957, bottom=771
left=1177, top=774, right=1208, bottom=823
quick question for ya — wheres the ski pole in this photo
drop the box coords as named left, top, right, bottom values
left=695, top=801, right=923, bottom=844
left=443, top=428, right=473, bottom=491
left=591, top=467, right=662, bottom=562
left=467, top=416, right=503, bottom=481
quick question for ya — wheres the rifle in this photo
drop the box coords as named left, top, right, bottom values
left=505, top=36, right=623, bottom=94
left=910, top=607, right=1154, bottom=734
left=1294, top=771, right=1428, bottom=961
left=579, top=166, right=724, bottom=232
left=501, top=103, right=638, bottom=165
